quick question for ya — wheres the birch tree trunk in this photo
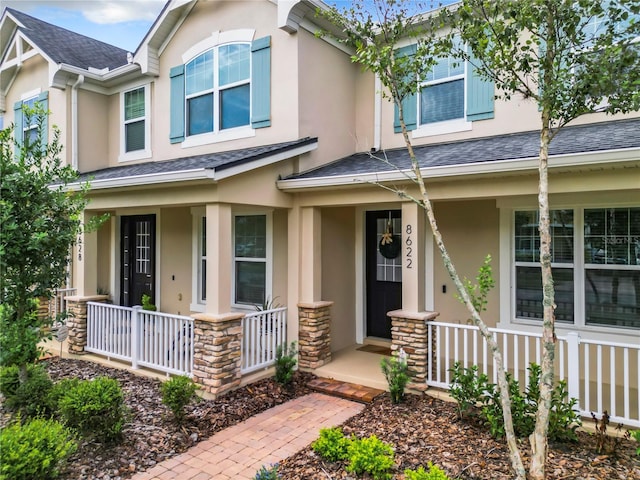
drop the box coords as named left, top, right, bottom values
left=529, top=112, right=556, bottom=480
left=396, top=100, right=527, bottom=480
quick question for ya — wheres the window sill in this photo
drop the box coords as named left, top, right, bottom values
left=119, top=149, right=152, bottom=163
left=497, top=318, right=639, bottom=343
left=412, top=118, right=472, bottom=139
left=182, top=126, right=255, bottom=149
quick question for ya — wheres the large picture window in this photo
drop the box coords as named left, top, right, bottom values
left=185, top=43, right=250, bottom=137
left=234, top=214, right=267, bottom=306
left=513, top=207, right=640, bottom=330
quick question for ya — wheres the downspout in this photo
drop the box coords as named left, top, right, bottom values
left=373, top=75, right=382, bottom=152
left=71, top=74, right=84, bottom=170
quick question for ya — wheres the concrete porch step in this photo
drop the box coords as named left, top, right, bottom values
left=308, top=377, right=385, bottom=404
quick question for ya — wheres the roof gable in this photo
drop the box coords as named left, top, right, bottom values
left=3, top=8, right=129, bottom=71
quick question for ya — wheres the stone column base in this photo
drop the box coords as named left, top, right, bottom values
left=388, top=309, right=439, bottom=382
left=65, top=295, right=109, bottom=354
left=297, top=301, right=333, bottom=369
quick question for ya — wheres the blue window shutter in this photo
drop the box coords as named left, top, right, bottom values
left=13, top=101, right=23, bottom=152
left=37, top=91, right=49, bottom=146
left=466, top=53, right=494, bottom=121
left=251, top=36, right=271, bottom=129
left=393, top=44, right=417, bottom=133
left=170, top=65, right=185, bottom=143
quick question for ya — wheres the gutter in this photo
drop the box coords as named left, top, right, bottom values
left=276, top=146, right=640, bottom=191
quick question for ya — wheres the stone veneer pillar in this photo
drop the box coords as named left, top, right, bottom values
left=65, top=295, right=109, bottom=354
left=191, top=312, right=244, bottom=397
left=297, top=301, right=333, bottom=369
left=387, top=309, right=439, bottom=383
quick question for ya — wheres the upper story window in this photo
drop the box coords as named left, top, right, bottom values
left=170, top=32, right=271, bottom=148
left=393, top=40, right=494, bottom=138
left=12, top=90, right=48, bottom=153
left=420, top=41, right=465, bottom=125
left=120, top=85, right=150, bottom=162
left=185, top=43, right=251, bottom=136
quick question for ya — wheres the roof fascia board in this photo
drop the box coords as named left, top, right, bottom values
left=214, top=140, right=319, bottom=180
left=277, top=146, right=640, bottom=191
left=51, top=62, right=141, bottom=90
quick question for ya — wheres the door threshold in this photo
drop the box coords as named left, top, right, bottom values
left=364, top=337, right=391, bottom=347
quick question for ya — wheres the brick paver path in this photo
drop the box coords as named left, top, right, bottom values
left=132, top=393, right=364, bottom=480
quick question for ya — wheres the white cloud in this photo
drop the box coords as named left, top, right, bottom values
left=4, top=0, right=165, bottom=24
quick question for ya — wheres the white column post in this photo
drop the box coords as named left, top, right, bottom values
left=131, top=306, right=142, bottom=370
left=566, top=331, right=581, bottom=402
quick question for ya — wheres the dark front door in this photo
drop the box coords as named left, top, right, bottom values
left=121, top=215, right=156, bottom=307
left=366, top=210, right=402, bottom=339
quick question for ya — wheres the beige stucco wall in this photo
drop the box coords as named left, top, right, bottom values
left=431, top=199, right=500, bottom=327
left=297, top=29, right=360, bottom=171
left=321, top=206, right=357, bottom=351
left=159, top=207, right=192, bottom=315
left=78, top=89, right=111, bottom=172
left=272, top=209, right=288, bottom=306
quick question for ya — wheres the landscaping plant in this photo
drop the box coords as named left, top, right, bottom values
left=0, top=363, right=54, bottom=418
left=253, top=463, right=280, bottom=480
left=274, top=341, right=297, bottom=386
left=346, top=435, right=395, bottom=480
left=311, top=427, right=351, bottom=462
left=448, top=362, right=489, bottom=419
left=630, top=429, right=640, bottom=456
left=380, top=349, right=411, bottom=404
left=161, top=375, right=199, bottom=422
left=58, top=376, right=128, bottom=442
left=405, top=462, right=451, bottom=480
left=0, top=417, right=77, bottom=480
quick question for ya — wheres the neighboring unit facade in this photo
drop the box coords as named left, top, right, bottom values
left=1, top=1, right=638, bottom=423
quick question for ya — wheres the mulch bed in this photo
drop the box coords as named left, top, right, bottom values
left=1, top=357, right=639, bottom=479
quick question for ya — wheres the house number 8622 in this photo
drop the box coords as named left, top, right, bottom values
left=405, top=224, right=413, bottom=269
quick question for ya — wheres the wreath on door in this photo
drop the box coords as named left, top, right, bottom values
left=379, top=220, right=401, bottom=259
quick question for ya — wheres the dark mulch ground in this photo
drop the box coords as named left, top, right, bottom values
left=2, top=357, right=639, bottom=479
left=278, top=393, right=640, bottom=479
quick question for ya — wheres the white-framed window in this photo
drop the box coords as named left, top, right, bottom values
left=190, top=208, right=206, bottom=312
left=120, top=84, right=151, bottom=161
left=512, top=207, right=640, bottom=330
left=419, top=40, right=465, bottom=126
left=185, top=43, right=251, bottom=137
left=233, top=213, right=271, bottom=307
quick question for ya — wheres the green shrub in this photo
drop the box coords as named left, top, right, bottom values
left=161, top=375, right=198, bottom=422
left=450, top=362, right=580, bottom=441
left=381, top=351, right=411, bottom=404
left=346, top=435, right=395, bottom=480
left=0, top=364, right=55, bottom=418
left=58, top=376, right=128, bottom=442
left=405, top=462, right=451, bottom=480
left=448, top=362, right=489, bottom=418
left=311, top=427, right=351, bottom=462
left=0, top=417, right=77, bottom=480
left=254, top=463, right=279, bottom=479
left=274, top=341, right=297, bottom=386
left=141, top=293, right=156, bottom=311
left=630, top=429, right=640, bottom=455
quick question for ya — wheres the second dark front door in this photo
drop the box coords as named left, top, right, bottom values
left=121, top=215, right=156, bottom=307
left=366, top=210, right=402, bottom=339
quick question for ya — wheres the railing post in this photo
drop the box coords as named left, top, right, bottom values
left=131, top=306, right=141, bottom=370
left=566, top=331, right=581, bottom=403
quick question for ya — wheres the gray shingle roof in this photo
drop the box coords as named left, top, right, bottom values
left=78, top=137, right=318, bottom=182
left=6, top=8, right=129, bottom=70
left=285, top=117, right=640, bottom=180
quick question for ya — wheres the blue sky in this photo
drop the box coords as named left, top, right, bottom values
left=2, top=1, right=455, bottom=53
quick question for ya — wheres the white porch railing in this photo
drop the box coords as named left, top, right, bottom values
left=86, top=302, right=194, bottom=376
left=241, top=307, right=287, bottom=374
left=52, top=288, right=76, bottom=318
left=426, top=321, right=640, bottom=428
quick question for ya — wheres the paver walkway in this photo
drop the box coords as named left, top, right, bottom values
left=132, top=393, right=364, bottom=480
